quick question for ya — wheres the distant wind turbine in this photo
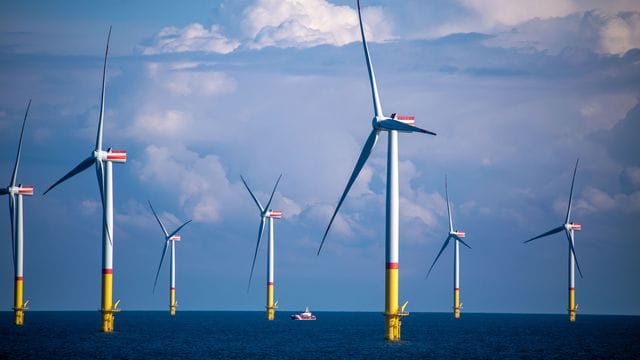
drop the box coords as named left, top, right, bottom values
left=318, top=0, right=437, bottom=341
left=43, top=26, right=127, bottom=332
left=241, top=174, right=282, bottom=321
left=525, top=159, right=583, bottom=321
left=148, top=201, right=192, bottom=316
left=425, top=175, right=471, bottom=319
left=1, top=100, right=33, bottom=325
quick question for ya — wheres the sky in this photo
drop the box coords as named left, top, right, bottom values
left=0, top=0, right=639, bottom=315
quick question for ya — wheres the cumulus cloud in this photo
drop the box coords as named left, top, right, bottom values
left=242, top=0, right=393, bottom=49
left=554, top=186, right=640, bottom=215
left=459, top=0, right=576, bottom=27
left=146, top=62, right=236, bottom=97
left=142, top=23, right=240, bottom=54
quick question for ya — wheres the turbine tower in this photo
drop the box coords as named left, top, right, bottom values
left=148, top=201, right=192, bottom=316
left=525, top=159, right=583, bottom=321
left=318, top=0, right=437, bottom=341
left=241, top=174, right=282, bottom=321
left=425, top=175, right=471, bottom=319
left=44, top=27, right=127, bottom=332
left=1, top=100, right=33, bottom=325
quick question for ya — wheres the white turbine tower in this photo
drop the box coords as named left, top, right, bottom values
left=44, top=26, right=127, bottom=332
left=241, top=174, right=282, bottom=321
left=148, top=201, right=192, bottom=316
left=318, top=0, right=437, bottom=341
left=525, top=158, right=583, bottom=321
left=425, top=175, right=471, bottom=319
left=1, top=100, right=34, bottom=325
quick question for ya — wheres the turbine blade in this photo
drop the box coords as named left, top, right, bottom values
left=43, top=156, right=95, bottom=195
left=10, top=99, right=31, bottom=187
left=8, top=194, right=16, bottom=268
left=95, top=26, right=112, bottom=152
left=565, top=158, right=579, bottom=224
left=378, top=119, right=437, bottom=135
left=168, top=219, right=193, bottom=239
left=148, top=200, right=169, bottom=237
left=445, top=174, right=453, bottom=232
left=247, top=217, right=266, bottom=290
left=356, top=0, right=383, bottom=117
left=152, top=240, right=169, bottom=293
left=318, top=129, right=378, bottom=255
left=264, top=174, right=282, bottom=211
left=454, top=235, right=472, bottom=249
left=95, top=160, right=112, bottom=246
left=426, top=236, right=452, bottom=279
left=565, top=229, right=584, bottom=278
left=240, top=175, right=264, bottom=212
left=524, top=226, right=564, bottom=243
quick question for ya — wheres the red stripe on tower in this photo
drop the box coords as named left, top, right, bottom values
left=16, top=276, right=24, bottom=281
left=267, top=282, right=274, bottom=285
left=386, top=262, right=399, bottom=269
left=102, top=269, right=113, bottom=275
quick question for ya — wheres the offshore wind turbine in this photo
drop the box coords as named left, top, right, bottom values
left=425, top=175, right=471, bottom=319
left=318, top=0, right=437, bottom=341
left=148, top=201, right=192, bottom=316
left=43, top=27, right=127, bottom=332
left=525, top=159, right=583, bottom=321
left=241, top=174, right=282, bottom=321
left=1, top=100, right=34, bottom=325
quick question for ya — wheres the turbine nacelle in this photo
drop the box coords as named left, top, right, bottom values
left=94, top=149, right=127, bottom=163
left=566, top=223, right=581, bottom=231
left=169, top=235, right=181, bottom=241
left=266, top=210, right=282, bottom=219
left=451, top=231, right=466, bottom=238
left=7, top=185, right=34, bottom=196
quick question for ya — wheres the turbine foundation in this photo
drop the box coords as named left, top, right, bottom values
left=14, top=277, right=24, bottom=325
left=170, top=287, right=176, bottom=316
left=568, top=287, right=577, bottom=322
left=267, top=282, right=275, bottom=320
left=454, top=288, right=461, bottom=319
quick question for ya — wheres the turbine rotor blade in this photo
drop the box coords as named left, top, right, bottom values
left=565, top=158, right=579, bottom=224
left=264, top=174, right=282, bottom=211
left=43, top=156, right=95, bottom=195
left=524, top=226, right=564, bottom=243
left=445, top=174, right=453, bottom=232
left=240, top=175, right=264, bottom=212
left=8, top=194, right=15, bottom=268
left=152, top=240, right=170, bottom=293
left=356, top=0, right=383, bottom=117
left=10, top=99, right=31, bottom=188
left=148, top=200, right=169, bottom=237
left=168, top=219, right=193, bottom=239
left=377, top=119, right=436, bottom=135
left=247, top=217, right=267, bottom=290
left=426, top=235, right=452, bottom=279
left=318, top=129, right=378, bottom=255
left=95, top=160, right=112, bottom=246
left=565, top=229, right=584, bottom=278
left=454, top=235, right=472, bottom=249
left=96, top=26, right=112, bottom=152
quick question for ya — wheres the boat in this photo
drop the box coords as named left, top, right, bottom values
left=290, top=307, right=316, bottom=320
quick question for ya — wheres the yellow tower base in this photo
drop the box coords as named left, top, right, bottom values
left=170, top=287, right=176, bottom=316
left=266, top=282, right=275, bottom=320
left=101, top=270, right=117, bottom=332
left=385, top=265, right=408, bottom=341
left=454, top=288, right=461, bottom=319
left=14, top=277, right=25, bottom=325
left=568, top=287, right=577, bottom=322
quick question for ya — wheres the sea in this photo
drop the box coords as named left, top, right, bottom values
left=0, top=312, right=638, bottom=359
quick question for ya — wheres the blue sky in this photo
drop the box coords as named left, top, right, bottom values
left=1, top=0, right=639, bottom=315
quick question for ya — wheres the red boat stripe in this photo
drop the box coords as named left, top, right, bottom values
left=386, top=262, right=398, bottom=269
left=102, top=269, right=113, bottom=275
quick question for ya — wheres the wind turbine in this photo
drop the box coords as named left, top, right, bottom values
left=241, top=174, right=282, bottom=321
left=1, top=100, right=34, bottom=325
left=525, top=159, right=583, bottom=321
left=425, top=175, right=471, bottom=319
left=317, top=0, right=437, bottom=341
left=43, top=26, right=127, bottom=332
left=148, top=201, right=192, bottom=316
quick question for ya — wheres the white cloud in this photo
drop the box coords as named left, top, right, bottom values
left=243, top=0, right=393, bottom=49
left=146, top=62, right=236, bottom=96
left=142, top=23, right=240, bottom=55
left=459, top=0, right=576, bottom=27
left=554, top=186, right=640, bottom=215
left=599, top=11, right=640, bottom=54
left=80, top=199, right=99, bottom=216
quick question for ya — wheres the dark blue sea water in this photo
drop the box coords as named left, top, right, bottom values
left=1, top=312, right=638, bottom=359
